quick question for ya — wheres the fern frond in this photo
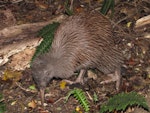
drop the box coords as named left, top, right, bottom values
left=65, top=88, right=90, bottom=112
left=31, top=22, right=60, bottom=62
left=93, top=92, right=98, bottom=103
left=37, top=22, right=60, bottom=37
left=100, top=0, right=114, bottom=17
left=100, top=92, right=149, bottom=113
left=64, top=0, right=73, bottom=16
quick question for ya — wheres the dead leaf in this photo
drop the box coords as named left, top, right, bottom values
left=8, top=48, right=35, bottom=70
left=38, top=107, right=49, bottom=113
left=2, top=69, right=22, bottom=82
left=28, top=100, right=37, bottom=109
left=46, top=97, right=54, bottom=104
left=75, top=7, right=84, bottom=13
left=60, top=81, right=67, bottom=90
left=87, top=70, right=97, bottom=80
left=127, top=58, right=136, bottom=66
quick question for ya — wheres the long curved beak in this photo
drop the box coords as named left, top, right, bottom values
left=40, top=88, right=45, bottom=107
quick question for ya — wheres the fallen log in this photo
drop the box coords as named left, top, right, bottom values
left=0, top=14, right=67, bottom=70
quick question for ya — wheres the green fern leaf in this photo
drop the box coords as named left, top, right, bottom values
left=65, top=88, right=90, bottom=112
left=100, top=0, right=115, bottom=17
left=37, top=22, right=59, bottom=37
left=31, top=22, right=60, bottom=62
left=93, top=92, right=98, bottom=102
left=100, top=92, right=149, bottom=113
left=64, top=0, right=73, bottom=16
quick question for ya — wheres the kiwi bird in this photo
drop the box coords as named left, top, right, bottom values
left=31, top=12, right=123, bottom=105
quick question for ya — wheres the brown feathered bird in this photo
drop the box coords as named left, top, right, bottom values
left=31, top=12, right=123, bottom=106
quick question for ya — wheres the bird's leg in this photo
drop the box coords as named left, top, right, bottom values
left=63, top=69, right=86, bottom=84
left=75, top=69, right=86, bottom=84
left=115, top=68, right=121, bottom=91
left=40, top=88, right=45, bottom=107
left=100, top=68, right=121, bottom=91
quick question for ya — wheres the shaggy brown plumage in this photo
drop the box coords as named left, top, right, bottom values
left=31, top=12, right=123, bottom=105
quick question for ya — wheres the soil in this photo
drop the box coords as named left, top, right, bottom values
left=0, top=0, right=150, bottom=113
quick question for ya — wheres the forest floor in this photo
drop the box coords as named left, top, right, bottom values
left=0, top=0, right=150, bottom=113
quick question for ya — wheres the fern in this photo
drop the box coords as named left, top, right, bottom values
left=31, top=22, right=60, bottom=61
left=65, top=88, right=90, bottom=112
left=100, top=0, right=115, bottom=17
left=93, top=92, right=98, bottom=103
left=0, top=94, right=6, bottom=113
left=64, top=0, right=73, bottom=16
left=100, top=92, right=149, bottom=113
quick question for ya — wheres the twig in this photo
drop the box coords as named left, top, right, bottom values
left=86, top=91, right=93, bottom=101
left=11, top=0, right=23, bottom=3
left=70, top=0, right=74, bottom=11
left=112, top=16, right=128, bottom=28
left=54, top=97, right=65, bottom=104
left=15, top=82, right=37, bottom=93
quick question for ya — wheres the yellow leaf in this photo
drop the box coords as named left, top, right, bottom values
left=2, top=69, right=22, bottom=82
left=60, top=81, right=67, bottom=90
left=127, top=22, right=132, bottom=28
left=76, top=106, right=80, bottom=112
left=76, top=106, right=82, bottom=113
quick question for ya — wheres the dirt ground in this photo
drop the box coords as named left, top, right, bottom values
left=0, top=0, right=150, bottom=113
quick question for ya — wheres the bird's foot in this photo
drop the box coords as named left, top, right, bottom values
left=100, top=69, right=121, bottom=91
left=63, top=69, right=86, bottom=85
left=63, top=78, right=84, bottom=85
left=100, top=74, right=118, bottom=84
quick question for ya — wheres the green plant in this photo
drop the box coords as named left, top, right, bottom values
left=0, top=94, right=6, bottom=113
left=31, top=22, right=60, bottom=62
left=100, top=92, right=149, bottom=113
left=64, top=0, right=74, bottom=16
left=100, top=0, right=115, bottom=17
left=65, top=88, right=90, bottom=112
left=93, top=92, right=98, bottom=103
